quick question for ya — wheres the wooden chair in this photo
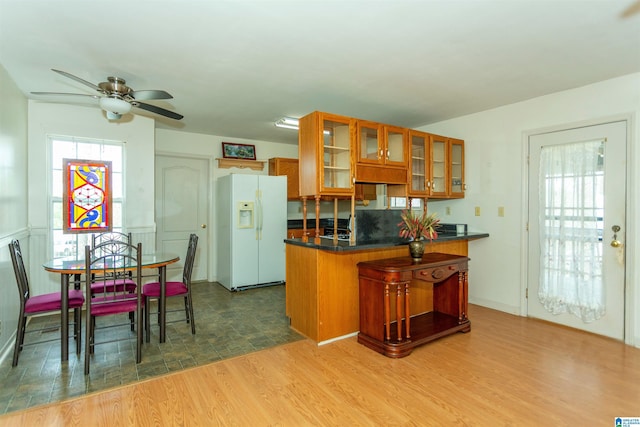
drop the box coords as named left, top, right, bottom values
left=143, top=234, right=198, bottom=342
left=84, top=241, right=143, bottom=375
left=9, top=239, right=85, bottom=367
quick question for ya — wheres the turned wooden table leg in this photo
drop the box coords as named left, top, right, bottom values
left=461, top=271, right=468, bottom=321
left=405, top=282, right=411, bottom=339
left=396, top=282, right=402, bottom=342
left=384, top=283, right=391, bottom=341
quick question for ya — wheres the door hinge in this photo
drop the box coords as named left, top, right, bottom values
left=526, top=288, right=528, bottom=299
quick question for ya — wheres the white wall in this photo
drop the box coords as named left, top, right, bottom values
left=421, top=73, right=640, bottom=347
left=27, top=102, right=156, bottom=295
left=0, top=64, right=28, bottom=360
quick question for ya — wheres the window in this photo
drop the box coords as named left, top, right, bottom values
left=51, top=136, right=124, bottom=257
left=389, top=197, right=422, bottom=209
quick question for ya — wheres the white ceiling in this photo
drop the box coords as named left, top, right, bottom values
left=1, top=0, right=639, bottom=145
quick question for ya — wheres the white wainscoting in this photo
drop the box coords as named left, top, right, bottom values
left=0, top=228, right=31, bottom=364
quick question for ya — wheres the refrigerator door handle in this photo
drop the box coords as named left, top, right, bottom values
left=256, top=189, right=263, bottom=240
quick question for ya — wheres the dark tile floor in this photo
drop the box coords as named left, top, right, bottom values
left=0, top=282, right=303, bottom=415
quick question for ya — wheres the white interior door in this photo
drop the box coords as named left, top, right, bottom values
left=155, top=155, right=209, bottom=281
left=527, top=121, right=626, bottom=340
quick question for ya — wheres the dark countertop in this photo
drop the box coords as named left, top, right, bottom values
left=284, top=231, right=489, bottom=252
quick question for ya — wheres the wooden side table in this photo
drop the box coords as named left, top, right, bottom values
left=357, top=252, right=470, bottom=358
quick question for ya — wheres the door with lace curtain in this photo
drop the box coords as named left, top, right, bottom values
left=527, top=121, right=626, bottom=340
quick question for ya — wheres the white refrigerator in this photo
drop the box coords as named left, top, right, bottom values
left=216, top=174, right=287, bottom=291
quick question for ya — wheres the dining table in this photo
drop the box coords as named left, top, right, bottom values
left=43, top=251, right=180, bottom=361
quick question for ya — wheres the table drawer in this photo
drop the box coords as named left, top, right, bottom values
left=413, top=264, right=460, bottom=282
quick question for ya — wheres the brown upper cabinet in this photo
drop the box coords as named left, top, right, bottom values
left=429, top=133, right=449, bottom=197
left=433, top=134, right=465, bottom=198
left=356, top=121, right=406, bottom=167
left=299, top=111, right=464, bottom=199
left=298, top=112, right=355, bottom=197
left=269, top=157, right=300, bottom=200
left=408, top=133, right=464, bottom=199
left=408, top=130, right=431, bottom=197
left=355, top=121, right=408, bottom=184
left=448, top=137, right=465, bottom=198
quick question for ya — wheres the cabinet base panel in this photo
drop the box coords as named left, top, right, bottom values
left=357, top=312, right=471, bottom=358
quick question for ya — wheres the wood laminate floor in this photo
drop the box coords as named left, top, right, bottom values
left=1, top=304, right=638, bottom=426
left=0, top=282, right=302, bottom=415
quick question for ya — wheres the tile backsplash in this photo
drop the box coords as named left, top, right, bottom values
left=355, top=209, right=403, bottom=241
left=355, top=209, right=465, bottom=242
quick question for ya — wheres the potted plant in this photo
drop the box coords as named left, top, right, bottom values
left=398, top=209, right=440, bottom=261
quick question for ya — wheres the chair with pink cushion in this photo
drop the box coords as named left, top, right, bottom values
left=84, top=241, right=143, bottom=375
left=143, top=233, right=198, bottom=343
left=90, top=232, right=136, bottom=295
left=9, top=239, right=85, bottom=367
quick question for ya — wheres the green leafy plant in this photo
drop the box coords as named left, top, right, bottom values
left=398, top=209, right=440, bottom=241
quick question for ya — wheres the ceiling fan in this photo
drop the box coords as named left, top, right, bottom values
left=31, top=69, right=183, bottom=121
left=622, top=0, right=640, bottom=17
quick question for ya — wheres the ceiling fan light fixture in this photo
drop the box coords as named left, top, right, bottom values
left=274, top=116, right=299, bottom=130
left=100, top=96, right=131, bottom=115
left=105, top=111, right=123, bottom=120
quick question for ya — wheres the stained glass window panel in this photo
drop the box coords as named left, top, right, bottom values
left=63, top=159, right=113, bottom=233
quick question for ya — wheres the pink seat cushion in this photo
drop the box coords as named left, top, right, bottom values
left=90, top=293, right=143, bottom=316
left=91, top=278, right=136, bottom=294
left=142, top=281, right=188, bottom=298
left=24, top=289, right=85, bottom=313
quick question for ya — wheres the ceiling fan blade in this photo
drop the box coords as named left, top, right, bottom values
left=51, top=69, right=102, bottom=92
left=134, top=102, right=184, bottom=120
left=31, top=91, right=100, bottom=99
left=621, top=0, right=640, bottom=17
left=130, top=90, right=173, bottom=101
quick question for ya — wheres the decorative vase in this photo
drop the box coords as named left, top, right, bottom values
left=408, top=240, right=425, bottom=262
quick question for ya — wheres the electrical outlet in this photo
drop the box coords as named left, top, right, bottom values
left=498, top=206, right=505, bottom=217
left=475, top=206, right=481, bottom=216
left=446, top=206, right=451, bottom=215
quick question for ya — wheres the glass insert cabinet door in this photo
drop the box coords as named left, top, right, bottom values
left=384, top=125, right=407, bottom=166
left=449, top=138, right=465, bottom=196
left=430, top=134, right=448, bottom=196
left=409, top=130, right=429, bottom=195
left=357, top=120, right=381, bottom=164
left=322, top=116, right=353, bottom=192
left=357, top=121, right=406, bottom=167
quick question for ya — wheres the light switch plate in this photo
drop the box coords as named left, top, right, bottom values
left=498, top=206, right=505, bottom=217
left=475, top=207, right=481, bottom=216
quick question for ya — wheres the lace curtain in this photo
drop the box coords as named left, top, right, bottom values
left=538, top=139, right=605, bottom=322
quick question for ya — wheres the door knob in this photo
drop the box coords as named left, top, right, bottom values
left=201, top=224, right=207, bottom=229
left=610, top=225, right=621, bottom=247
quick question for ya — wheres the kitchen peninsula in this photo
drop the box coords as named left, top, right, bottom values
left=288, top=110, right=486, bottom=344
left=284, top=229, right=488, bottom=343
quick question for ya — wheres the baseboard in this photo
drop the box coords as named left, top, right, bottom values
left=469, top=297, right=521, bottom=316
left=318, top=332, right=358, bottom=346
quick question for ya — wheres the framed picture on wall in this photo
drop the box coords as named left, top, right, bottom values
left=222, top=142, right=256, bottom=160
left=62, top=158, right=113, bottom=234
